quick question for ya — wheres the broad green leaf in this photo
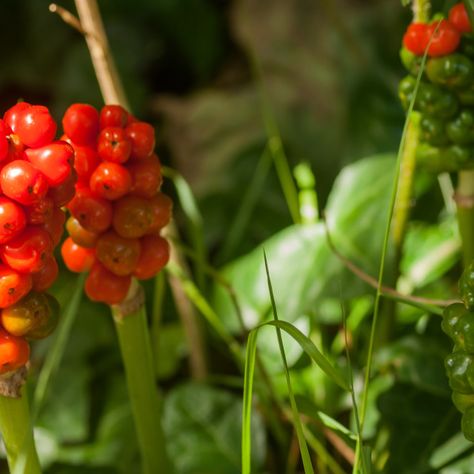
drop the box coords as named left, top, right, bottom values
left=155, top=323, right=187, bottom=380
left=36, top=364, right=89, bottom=444
left=400, top=219, right=460, bottom=291
left=325, top=154, right=396, bottom=275
left=377, top=383, right=458, bottom=474
left=164, top=383, right=266, bottom=474
left=375, top=335, right=450, bottom=397
left=212, top=155, right=396, bottom=334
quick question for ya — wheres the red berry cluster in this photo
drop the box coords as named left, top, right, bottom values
left=0, top=102, right=68, bottom=374
left=403, top=3, right=470, bottom=57
left=60, top=104, right=172, bottom=305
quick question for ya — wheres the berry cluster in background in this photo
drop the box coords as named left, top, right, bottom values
left=60, top=104, right=172, bottom=305
left=442, top=265, right=474, bottom=442
left=399, top=3, right=474, bottom=172
left=0, top=103, right=68, bottom=374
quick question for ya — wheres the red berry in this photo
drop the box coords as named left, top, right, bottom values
left=113, top=195, right=154, bottom=238
left=0, top=197, right=27, bottom=244
left=68, top=187, right=113, bottom=233
left=0, top=265, right=32, bottom=308
left=0, top=328, right=30, bottom=374
left=96, top=231, right=141, bottom=276
left=147, top=193, right=173, bottom=234
left=31, top=255, right=58, bottom=291
left=48, top=170, right=77, bottom=207
left=97, top=127, right=132, bottom=163
left=71, top=144, right=99, bottom=183
left=426, top=19, right=461, bottom=57
left=127, top=154, right=162, bottom=198
left=61, top=237, right=96, bottom=273
left=125, top=122, right=155, bottom=160
left=134, top=235, right=169, bottom=280
left=449, top=3, right=472, bottom=33
left=99, top=105, right=129, bottom=129
left=85, top=262, right=131, bottom=305
left=65, top=216, right=99, bottom=248
left=15, top=105, right=57, bottom=148
left=3, top=102, right=30, bottom=133
left=42, top=207, right=66, bottom=246
left=25, top=197, right=54, bottom=225
left=0, top=120, right=10, bottom=162
left=0, top=160, right=48, bottom=205
left=7, top=133, right=25, bottom=162
left=62, top=104, right=99, bottom=145
left=403, top=23, right=429, bottom=55
left=25, top=141, right=74, bottom=186
left=90, top=162, right=132, bottom=201
left=0, top=227, right=53, bottom=273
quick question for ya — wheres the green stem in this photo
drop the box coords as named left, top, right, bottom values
left=112, top=298, right=172, bottom=474
left=378, top=113, right=420, bottom=345
left=456, top=170, right=474, bottom=269
left=412, top=0, right=430, bottom=22
left=0, top=386, right=41, bottom=474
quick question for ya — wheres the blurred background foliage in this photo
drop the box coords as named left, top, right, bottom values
left=0, top=0, right=469, bottom=473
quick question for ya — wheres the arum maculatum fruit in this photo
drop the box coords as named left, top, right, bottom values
left=399, top=3, right=474, bottom=173
left=0, top=101, right=68, bottom=377
left=61, top=103, right=172, bottom=305
left=442, top=261, right=474, bottom=441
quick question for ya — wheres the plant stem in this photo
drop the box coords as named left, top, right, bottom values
left=112, top=300, right=172, bottom=474
left=378, top=113, right=420, bottom=344
left=412, top=0, right=431, bottom=22
left=456, top=170, right=474, bottom=268
left=72, top=0, right=208, bottom=382
left=74, top=0, right=129, bottom=108
left=0, top=385, right=41, bottom=474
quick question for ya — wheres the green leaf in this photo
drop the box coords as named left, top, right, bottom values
left=212, top=155, right=396, bottom=334
left=164, top=383, right=266, bottom=474
left=325, top=154, right=396, bottom=275
left=375, top=335, right=450, bottom=397
left=155, top=323, right=187, bottom=379
left=430, top=432, right=472, bottom=470
left=377, top=383, right=458, bottom=474
left=36, top=364, right=90, bottom=444
left=400, top=219, right=460, bottom=291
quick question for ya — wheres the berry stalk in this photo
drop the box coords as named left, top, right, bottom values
left=456, top=170, right=474, bottom=268
left=112, top=290, right=171, bottom=474
left=0, top=384, right=41, bottom=474
left=70, top=1, right=174, bottom=471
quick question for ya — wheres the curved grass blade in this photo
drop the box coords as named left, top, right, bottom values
left=243, top=253, right=354, bottom=474
left=162, top=166, right=206, bottom=289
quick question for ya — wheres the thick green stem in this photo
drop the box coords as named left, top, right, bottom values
left=0, top=385, right=41, bottom=474
left=456, top=170, right=474, bottom=268
left=112, top=294, right=172, bottom=474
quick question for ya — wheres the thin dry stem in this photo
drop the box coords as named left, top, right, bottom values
left=49, top=3, right=85, bottom=34
left=74, top=0, right=130, bottom=108
left=324, top=222, right=458, bottom=308
left=163, top=222, right=208, bottom=380
left=52, top=0, right=208, bottom=380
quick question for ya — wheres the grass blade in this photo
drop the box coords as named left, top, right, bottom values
left=263, top=320, right=350, bottom=391
left=263, top=251, right=313, bottom=473
left=162, top=166, right=206, bottom=289
left=218, top=143, right=272, bottom=263
left=32, top=272, right=86, bottom=418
